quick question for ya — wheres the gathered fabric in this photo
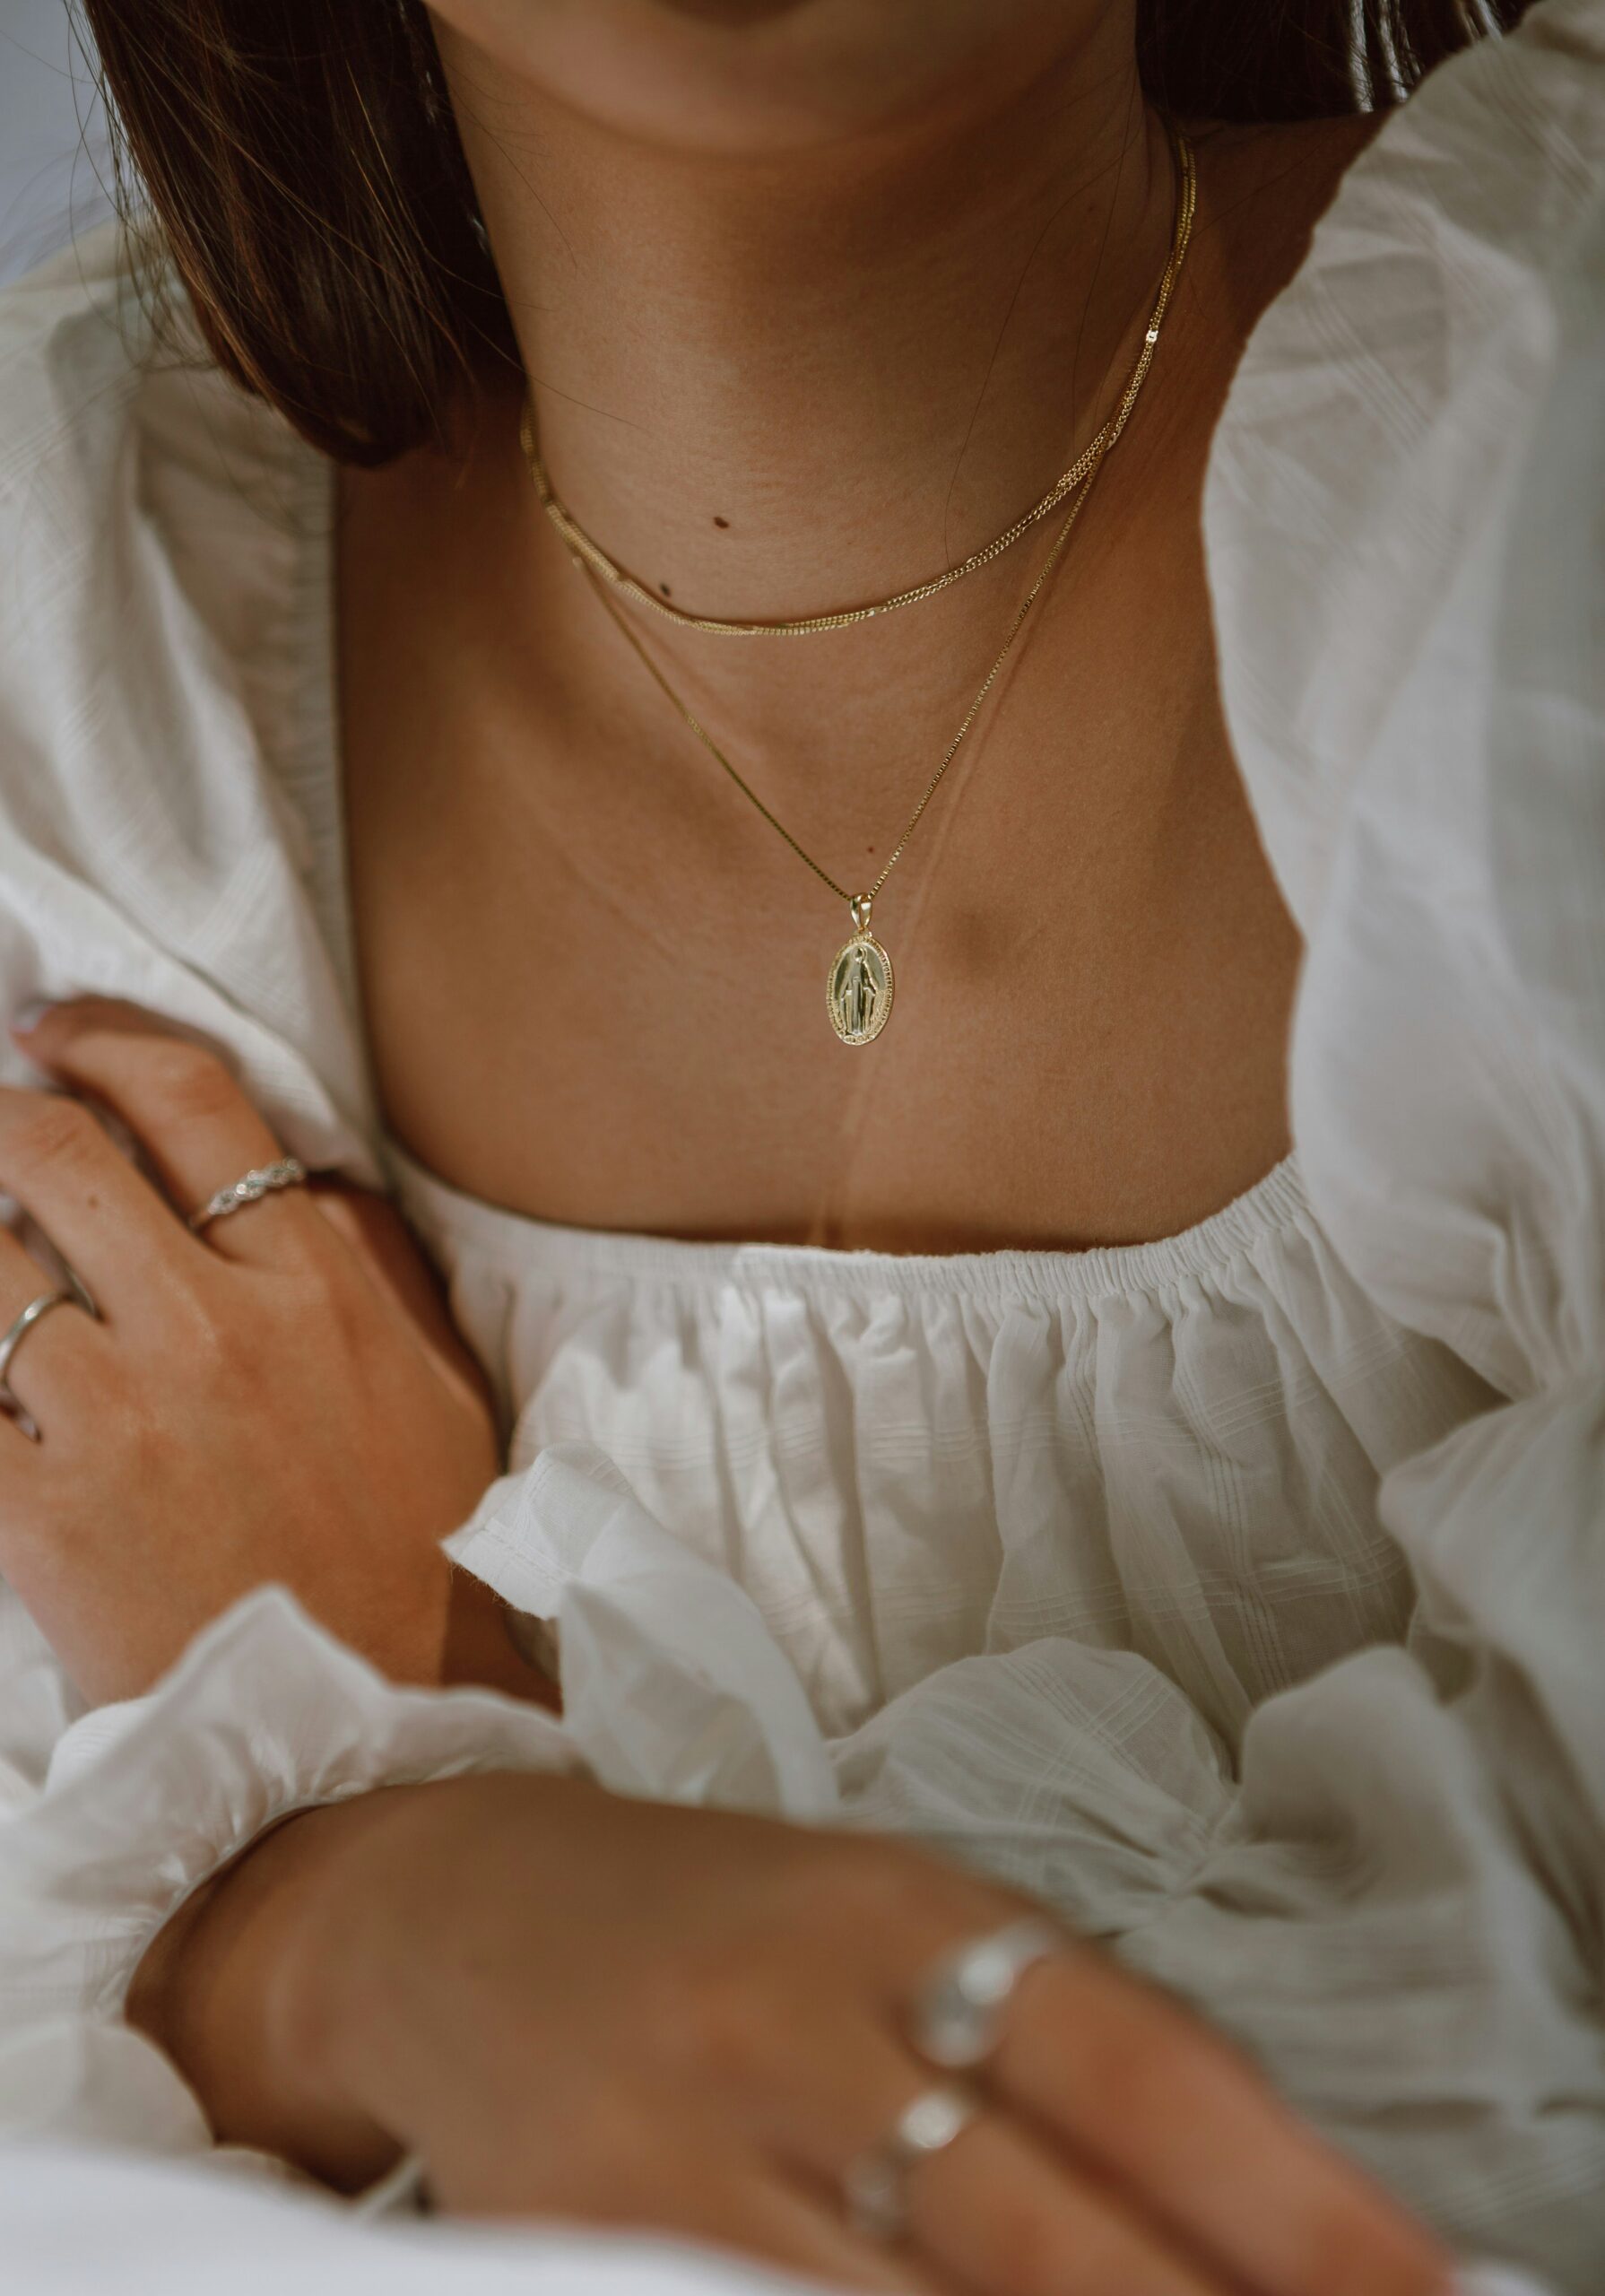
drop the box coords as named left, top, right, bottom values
left=395, top=1138, right=1483, bottom=1758
left=0, top=6, right=1601, bottom=2290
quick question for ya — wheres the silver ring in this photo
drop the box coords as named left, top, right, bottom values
left=0, top=1289, right=85, bottom=1443
left=188, top=1155, right=308, bottom=1233
left=842, top=2083, right=978, bottom=2242
left=911, top=1917, right=1064, bottom=2071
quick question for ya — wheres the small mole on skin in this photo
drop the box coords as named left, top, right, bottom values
left=713, top=516, right=730, bottom=529
left=659, top=582, right=672, bottom=596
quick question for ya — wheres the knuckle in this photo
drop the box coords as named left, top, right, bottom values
left=3, top=1092, right=100, bottom=1175
left=140, top=1038, right=240, bottom=1124
left=287, top=1246, right=371, bottom=1344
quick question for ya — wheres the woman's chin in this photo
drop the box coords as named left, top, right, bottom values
left=429, top=0, right=1097, bottom=159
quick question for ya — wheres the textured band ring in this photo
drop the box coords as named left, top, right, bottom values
left=842, top=2083, right=979, bottom=2241
left=911, top=1917, right=1065, bottom=2071
left=0, top=1288, right=87, bottom=1443
left=188, top=1155, right=309, bottom=1233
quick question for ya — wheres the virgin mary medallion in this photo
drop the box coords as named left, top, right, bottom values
left=828, top=910, right=894, bottom=1046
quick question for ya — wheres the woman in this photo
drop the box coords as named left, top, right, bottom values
left=0, top=0, right=1599, bottom=2290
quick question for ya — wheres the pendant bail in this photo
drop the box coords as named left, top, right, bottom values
left=849, top=892, right=874, bottom=936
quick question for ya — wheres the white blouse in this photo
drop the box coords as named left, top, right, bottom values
left=0, top=4, right=1601, bottom=2289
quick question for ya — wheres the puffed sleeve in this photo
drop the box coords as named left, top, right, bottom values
left=1088, top=5, right=1605, bottom=2284
left=0, top=1590, right=577, bottom=2155
left=0, top=223, right=586, bottom=2161
left=0, top=210, right=845, bottom=2178
left=0, top=1431, right=855, bottom=2161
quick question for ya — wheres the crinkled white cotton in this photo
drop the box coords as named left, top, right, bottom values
left=0, top=2, right=1602, bottom=2292
left=0, top=2139, right=825, bottom=2296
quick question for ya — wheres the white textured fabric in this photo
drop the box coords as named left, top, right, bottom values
left=0, top=4, right=1600, bottom=2291
left=0, top=2140, right=823, bottom=2296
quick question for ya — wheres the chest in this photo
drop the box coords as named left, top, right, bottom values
left=336, top=422, right=1300, bottom=1253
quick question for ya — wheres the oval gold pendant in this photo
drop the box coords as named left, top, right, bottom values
left=828, top=929, right=894, bottom=1045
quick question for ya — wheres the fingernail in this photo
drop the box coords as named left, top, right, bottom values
left=11, top=999, right=53, bottom=1035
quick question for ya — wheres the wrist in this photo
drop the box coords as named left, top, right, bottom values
left=282, top=1774, right=545, bottom=2155
left=268, top=1786, right=439, bottom=2133
left=298, top=1770, right=592, bottom=2178
left=128, top=1788, right=437, bottom=2188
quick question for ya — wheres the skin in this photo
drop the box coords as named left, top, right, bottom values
left=340, top=2, right=1344, bottom=1251
left=0, top=1002, right=549, bottom=1707
left=0, top=2, right=1453, bottom=2289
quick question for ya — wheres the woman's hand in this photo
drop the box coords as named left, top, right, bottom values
left=135, top=1770, right=1452, bottom=2296
left=13, top=1004, right=1451, bottom=2295
left=0, top=996, right=511, bottom=1703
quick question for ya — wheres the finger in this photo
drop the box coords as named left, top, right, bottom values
left=907, top=2112, right=1224, bottom=2296
left=989, top=1949, right=1451, bottom=2296
left=0, top=1085, right=197, bottom=1310
left=665, top=2162, right=931, bottom=2296
left=770, top=2027, right=1221, bottom=2296
left=13, top=999, right=321, bottom=1266
left=499, top=2122, right=929, bottom=2296
left=0, top=1217, right=102, bottom=1446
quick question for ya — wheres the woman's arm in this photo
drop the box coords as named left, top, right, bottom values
left=127, top=1786, right=408, bottom=2193
left=127, top=1766, right=1451, bottom=2296
left=0, top=996, right=1445, bottom=2292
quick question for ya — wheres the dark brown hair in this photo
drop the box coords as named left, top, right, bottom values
left=82, top=0, right=1523, bottom=467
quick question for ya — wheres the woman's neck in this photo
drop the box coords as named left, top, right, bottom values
left=436, top=20, right=1173, bottom=625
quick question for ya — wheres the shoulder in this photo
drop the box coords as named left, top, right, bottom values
left=0, top=216, right=334, bottom=950
left=1179, top=114, right=1383, bottom=357
left=1202, top=4, right=1605, bottom=936
left=0, top=220, right=136, bottom=409
left=1199, top=1, right=1605, bottom=1384
left=0, top=222, right=328, bottom=695
left=1192, top=113, right=1383, bottom=250
left=0, top=227, right=377, bottom=1178
left=0, top=226, right=143, bottom=628
left=0, top=222, right=334, bottom=881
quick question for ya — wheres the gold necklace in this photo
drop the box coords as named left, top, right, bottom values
left=565, top=130, right=1195, bottom=1046
left=522, top=126, right=1196, bottom=640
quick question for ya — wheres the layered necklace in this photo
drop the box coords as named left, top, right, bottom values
left=519, top=126, right=1195, bottom=1047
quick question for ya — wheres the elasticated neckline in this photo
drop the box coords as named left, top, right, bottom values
left=383, top=1132, right=1310, bottom=1305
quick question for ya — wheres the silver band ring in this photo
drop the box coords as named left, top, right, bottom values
left=188, top=1156, right=309, bottom=1233
left=911, top=1917, right=1065, bottom=2071
left=842, top=2083, right=978, bottom=2242
left=0, top=1289, right=88, bottom=1443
